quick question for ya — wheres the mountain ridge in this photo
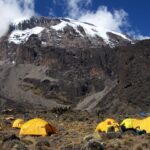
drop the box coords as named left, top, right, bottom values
left=0, top=16, right=149, bottom=114
left=8, top=16, right=131, bottom=47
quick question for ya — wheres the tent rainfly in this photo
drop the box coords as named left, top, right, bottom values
left=20, top=118, right=56, bottom=136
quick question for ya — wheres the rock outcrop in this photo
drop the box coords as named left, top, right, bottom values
left=0, top=16, right=149, bottom=114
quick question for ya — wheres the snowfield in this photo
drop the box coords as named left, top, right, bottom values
left=9, top=27, right=44, bottom=44
left=51, top=19, right=131, bottom=44
left=8, top=17, right=131, bottom=45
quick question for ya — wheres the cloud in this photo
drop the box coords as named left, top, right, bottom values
left=64, top=1, right=150, bottom=40
left=0, top=0, right=35, bottom=37
left=20, top=0, right=34, bottom=14
left=64, top=1, right=129, bottom=33
left=136, top=35, right=150, bottom=40
left=65, top=0, right=91, bottom=18
left=127, top=30, right=150, bottom=40
left=78, top=6, right=128, bottom=33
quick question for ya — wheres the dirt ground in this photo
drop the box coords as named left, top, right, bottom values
left=0, top=110, right=150, bottom=150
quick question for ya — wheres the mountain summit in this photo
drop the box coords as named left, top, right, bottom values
left=0, top=16, right=149, bottom=114
left=8, top=16, right=131, bottom=47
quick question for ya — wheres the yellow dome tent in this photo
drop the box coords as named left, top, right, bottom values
left=12, top=119, right=25, bottom=128
left=95, top=118, right=119, bottom=133
left=20, top=118, right=56, bottom=136
left=120, top=118, right=142, bottom=130
left=138, top=117, right=150, bottom=133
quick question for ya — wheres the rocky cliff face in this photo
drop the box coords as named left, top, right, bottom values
left=0, top=16, right=149, bottom=114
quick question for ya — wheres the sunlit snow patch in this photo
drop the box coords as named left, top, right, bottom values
left=109, top=31, right=131, bottom=41
left=9, top=27, right=44, bottom=44
left=51, top=18, right=131, bottom=44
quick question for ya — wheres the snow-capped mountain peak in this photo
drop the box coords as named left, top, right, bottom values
left=51, top=18, right=131, bottom=44
left=8, top=16, right=131, bottom=47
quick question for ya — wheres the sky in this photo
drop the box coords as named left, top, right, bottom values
left=0, top=0, right=150, bottom=39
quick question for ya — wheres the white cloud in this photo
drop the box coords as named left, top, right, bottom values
left=64, top=1, right=129, bottom=33
left=136, top=35, right=150, bottom=40
left=66, top=0, right=91, bottom=18
left=0, top=0, right=35, bottom=37
left=65, top=1, right=150, bottom=40
left=67, top=0, right=80, bottom=18
left=21, top=0, right=34, bottom=14
left=129, top=32, right=150, bottom=40
left=78, top=6, right=128, bottom=33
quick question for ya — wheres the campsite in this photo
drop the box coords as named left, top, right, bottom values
left=0, top=1, right=150, bottom=149
left=0, top=108, right=150, bottom=150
